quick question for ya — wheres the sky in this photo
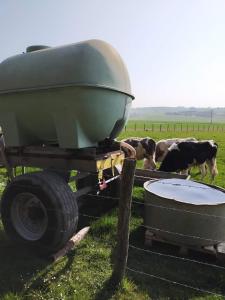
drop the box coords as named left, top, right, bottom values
left=1, top=0, right=225, bottom=108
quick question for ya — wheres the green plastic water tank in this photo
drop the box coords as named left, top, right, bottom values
left=0, top=40, right=134, bottom=148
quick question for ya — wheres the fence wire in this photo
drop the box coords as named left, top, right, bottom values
left=1, top=188, right=225, bottom=298
left=129, top=244, right=225, bottom=270
left=78, top=199, right=225, bottom=299
left=132, top=200, right=225, bottom=220
left=126, top=266, right=225, bottom=298
left=132, top=199, right=225, bottom=245
left=128, top=197, right=225, bottom=298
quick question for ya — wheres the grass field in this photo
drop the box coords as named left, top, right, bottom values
left=0, top=122, right=225, bottom=300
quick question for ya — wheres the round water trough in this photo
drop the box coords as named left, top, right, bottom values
left=144, top=179, right=225, bottom=247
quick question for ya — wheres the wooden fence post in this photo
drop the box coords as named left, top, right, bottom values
left=112, top=158, right=136, bottom=286
left=134, top=123, right=136, bottom=131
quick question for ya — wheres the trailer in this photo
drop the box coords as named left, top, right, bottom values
left=0, top=138, right=125, bottom=255
left=0, top=39, right=134, bottom=256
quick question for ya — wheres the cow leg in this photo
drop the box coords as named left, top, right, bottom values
left=143, top=158, right=156, bottom=170
left=199, top=163, right=207, bottom=180
left=143, top=158, right=150, bottom=169
left=206, top=158, right=218, bottom=181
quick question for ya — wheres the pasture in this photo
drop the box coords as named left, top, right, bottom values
left=0, top=121, right=225, bottom=300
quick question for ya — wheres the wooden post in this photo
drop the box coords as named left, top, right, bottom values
left=51, top=227, right=90, bottom=262
left=112, top=158, right=136, bottom=286
left=134, top=123, right=136, bottom=131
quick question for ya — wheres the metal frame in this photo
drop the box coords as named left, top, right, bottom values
left=0, top=145, right=124, bottom=174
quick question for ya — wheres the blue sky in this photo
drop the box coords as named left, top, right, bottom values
left=1, top=0, right=225, bottom=107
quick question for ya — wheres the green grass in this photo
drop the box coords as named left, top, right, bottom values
left=0, top=121, right=225, bottom=299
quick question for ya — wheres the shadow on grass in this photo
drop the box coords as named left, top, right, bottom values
left=77, top=194, right=118, bottom=230
left=0, top=232, right=48, bottom=296
left=88, top=191, right=225, bottom=300
left=94, top=277, right=119, bottom=300
left=0, top=229, right=79, bottom=298
left=94, top=222, right=225, bottom=299
left=126, top=226, right=225, bottom=299
left=0, top=194, right=118, bottom=299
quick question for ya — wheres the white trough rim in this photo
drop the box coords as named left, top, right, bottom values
left=144, top=178, right=225, bottom=206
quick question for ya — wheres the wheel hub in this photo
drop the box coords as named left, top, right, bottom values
left=11, top=193, right=48, bottom=241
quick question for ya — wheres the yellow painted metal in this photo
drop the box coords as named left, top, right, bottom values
left=96, top=151, right=124, bottom=179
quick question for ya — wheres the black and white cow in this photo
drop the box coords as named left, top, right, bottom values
left=121, top=137, right=156, bottom=169
left=159, top=140, right=218, bottom=180
left=155, top=137, right=197, bottom=162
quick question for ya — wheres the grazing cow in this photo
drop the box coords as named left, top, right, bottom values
left=155, top=137, right=197, bottom=162
left=121, top=137, right=156, bottom=169
left=159, top=140, right=218, bottom=180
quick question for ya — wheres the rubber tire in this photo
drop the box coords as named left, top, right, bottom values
left=1, top=171, right=78, bottom=256
left=44, top=168, right=71, bottom=182
left=76, top=169, right=121, bottom=198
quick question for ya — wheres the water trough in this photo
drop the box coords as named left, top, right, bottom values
left=144, top=179, right=225, bottom=247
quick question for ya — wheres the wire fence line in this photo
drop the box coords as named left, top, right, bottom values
left=69, top=206, right=225, bottom=298
left=142, top=224, right=216, bottom=245
left=126, top=267, right=225, bottom=298
left=124, top=122, right=225, bottom=132
left=127, top=193, right=225, bottom=297
left=78, top=209, right=225, bottom=298
left=3, top=187, right=219, bottom=298
left=80, top=195, right=225, bottom=222
left=80, top=196, right=225, bottom=242
left=129, top=244, right=225, bottom=271
left=76, top=196, right=225, bottom=298
left=80, top=195, right=225, bottom=246
left=66, top=206, right=225, bottom=299
left=1, top=157, right=224, bottom=298
left=132, top=200, right=225, bottom=220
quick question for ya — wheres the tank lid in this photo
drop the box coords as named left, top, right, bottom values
left=26, top=45, right=50, bottom=53
left=144, top=179, right=225, bottom=205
